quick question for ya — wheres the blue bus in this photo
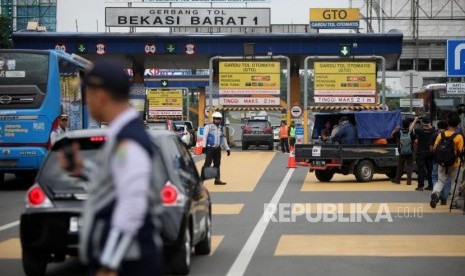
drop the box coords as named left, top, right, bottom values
left=0, top=50, right=92, bottom=183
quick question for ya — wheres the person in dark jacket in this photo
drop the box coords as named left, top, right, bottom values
left=410, top=117, right=434, bottom=191
left=332, top=117, right=357, bottom=144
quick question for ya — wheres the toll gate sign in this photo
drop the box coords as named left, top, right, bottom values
left=106, top=8, right=270, bottom=27
left=147, top=89, right=183, bottom=117
left=219, top=61, right=281, bottom=106
left=313, top=62, right=377, bottom=105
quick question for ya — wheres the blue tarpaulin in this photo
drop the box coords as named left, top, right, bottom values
left=312, top=110, right=402, bottom=140
left=354, top=110, right=402, bottom=139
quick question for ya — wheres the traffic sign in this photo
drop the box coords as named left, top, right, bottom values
left=54, top=43, right=67, bottom=52
left=76, top=42, right=87, bottom=53
left=185, top=43, right=196, bottom=55
left=291, top=105, right=303, bottom=118
left=339, top=44, right=351, bottom=57
left=166, top=43, right=176, bottom=54
left=400, top=70, right=423, bottom=92
left=400, top=99, right=423, bottom=108
left=144, top=43, right=156, bottom=55
left=96, top=43, right=107, bottom=55
left=447, top=39, right=465, bottom=77
left=161, top=80, right=169, bottom=87
left=447, top=83, right=465, bottom=94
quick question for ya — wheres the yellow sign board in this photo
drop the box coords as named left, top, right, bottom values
left=310, top=8, right=360, bottom=29
left=219, top=61, right=281, bottom=95
left=314, top=62, right=377, bottom=101
left=147, top=89, right=183, bottom=116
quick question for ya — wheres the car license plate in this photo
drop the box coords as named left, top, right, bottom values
left=69, top=217, right=82, bottom=233
left=0, top=160, right=18, bottom=167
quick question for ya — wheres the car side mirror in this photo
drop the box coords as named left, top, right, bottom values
left=201, top=167, right=218, bottom=180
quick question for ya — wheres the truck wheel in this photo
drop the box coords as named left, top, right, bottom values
left=315, top=171, right=334, bottom=182
left=355, top=160, right=374, bottom=182
left=22, top=250, right=47, bottom=276
left=242, top=142, right=248, bottom=150
left=0, top=173, right=4, bottom=185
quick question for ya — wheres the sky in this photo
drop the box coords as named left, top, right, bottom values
left=56, top=0, right=355, bottom=32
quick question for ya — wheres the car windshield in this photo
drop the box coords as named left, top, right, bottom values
left=38, top=150, right=99, bottom=194
left=247, top=121, right=269, bottom=128
left=148, top=123, right=167, bottom=130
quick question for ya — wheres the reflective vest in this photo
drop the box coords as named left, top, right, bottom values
left=279, top=126, right=288, bottom=138
left=289, top=127, right=296, bottom=138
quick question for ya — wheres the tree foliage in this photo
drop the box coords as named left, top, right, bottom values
left=0, top=15, right=13, bottom=49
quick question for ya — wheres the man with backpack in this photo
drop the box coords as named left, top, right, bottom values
left=391, top=118, right=416, bottom=185
left=430, top=120, right=450, bottom=205
left=410, top=117, right=434, bottom=191
left=430, top=112, right=464, bottom=208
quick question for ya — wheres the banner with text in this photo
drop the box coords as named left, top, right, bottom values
left=147, top=89, right=183, bottom=116
left=310, top=8, right=360, bottom=29
left=106, top=8, right=270, bottom=27
left=314, top=61, right=377, bottom=105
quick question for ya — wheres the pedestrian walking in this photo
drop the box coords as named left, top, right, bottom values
left=431, top=120, right=449, bottom=204
left=391, top=118, right=416, bottom=185
left=50, top=114, right=69, bottom=145
left=279, top=121, right=289, bottom=153
left=410, top=117, right=434, bottom=191
left=59, top=59, right=163, bottom=276
left=202, top=112, right=230, bottom=185
left=430, top=112, right=464, bottom=208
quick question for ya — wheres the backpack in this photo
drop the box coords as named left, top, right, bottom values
left=399, top=130, right=412, bottom=155
left=435, top=132, right=459, bottom=168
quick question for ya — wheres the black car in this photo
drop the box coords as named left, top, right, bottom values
left=20, top=129, right=214, bottom=276
left=241, top=119, right=274, bottom=150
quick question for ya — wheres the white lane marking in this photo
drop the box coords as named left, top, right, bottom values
left=0, top=221, right=19, bottom=232
left=226, top=169, right=295, bottom=276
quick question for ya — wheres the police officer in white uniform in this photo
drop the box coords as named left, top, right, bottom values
left=59, top=59, right=162, bottom=276
left=202, top=112, right=230, bottom=185
left=50, top=114, right=69, bottom=145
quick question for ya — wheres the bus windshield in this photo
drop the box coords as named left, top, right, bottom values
left=0, top=52, right=49, bottom=93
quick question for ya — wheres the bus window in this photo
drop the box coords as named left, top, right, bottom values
left=58, top=58, right=83, bottom=131
left=0, top=52, right=49, bottom=109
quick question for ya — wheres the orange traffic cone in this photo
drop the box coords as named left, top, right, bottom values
left=194, top=145, right=203, bottom=155
left=287, top=151, right=297, bottom=168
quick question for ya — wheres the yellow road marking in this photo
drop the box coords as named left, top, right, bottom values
left=0, top=238, right=21, bottom=259
left=212, top=204, right=244, bottom=215
left=302, top=173, right=414, bottom=191
left=275, top=235, right=465, bottom=257
left=197, top=151, right=275, bottom=192
left=291, top=202, right=462, bottom=214
left=210, top=235, right=224, bottom=256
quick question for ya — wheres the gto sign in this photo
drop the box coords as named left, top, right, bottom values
left=310, top=8, right=360, bottom=29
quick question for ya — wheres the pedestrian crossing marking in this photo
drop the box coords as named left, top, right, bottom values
left=211, top=235, right=224, bottom=256
left=0, top=236, right=225, bottom=260
left=0, top=238, right=21, bottom=259
left=275, top=235, right=465, bottom=257
left=197, top=152, right=276, bottom=192
left=291, top=203, right=463, bottom=214
left=212, top=204, right=244, bottom=215
left=302, top=174, right=415, bottom=191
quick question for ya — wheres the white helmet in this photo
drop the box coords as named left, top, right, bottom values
left=212, top=112, right=222, bottom=119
